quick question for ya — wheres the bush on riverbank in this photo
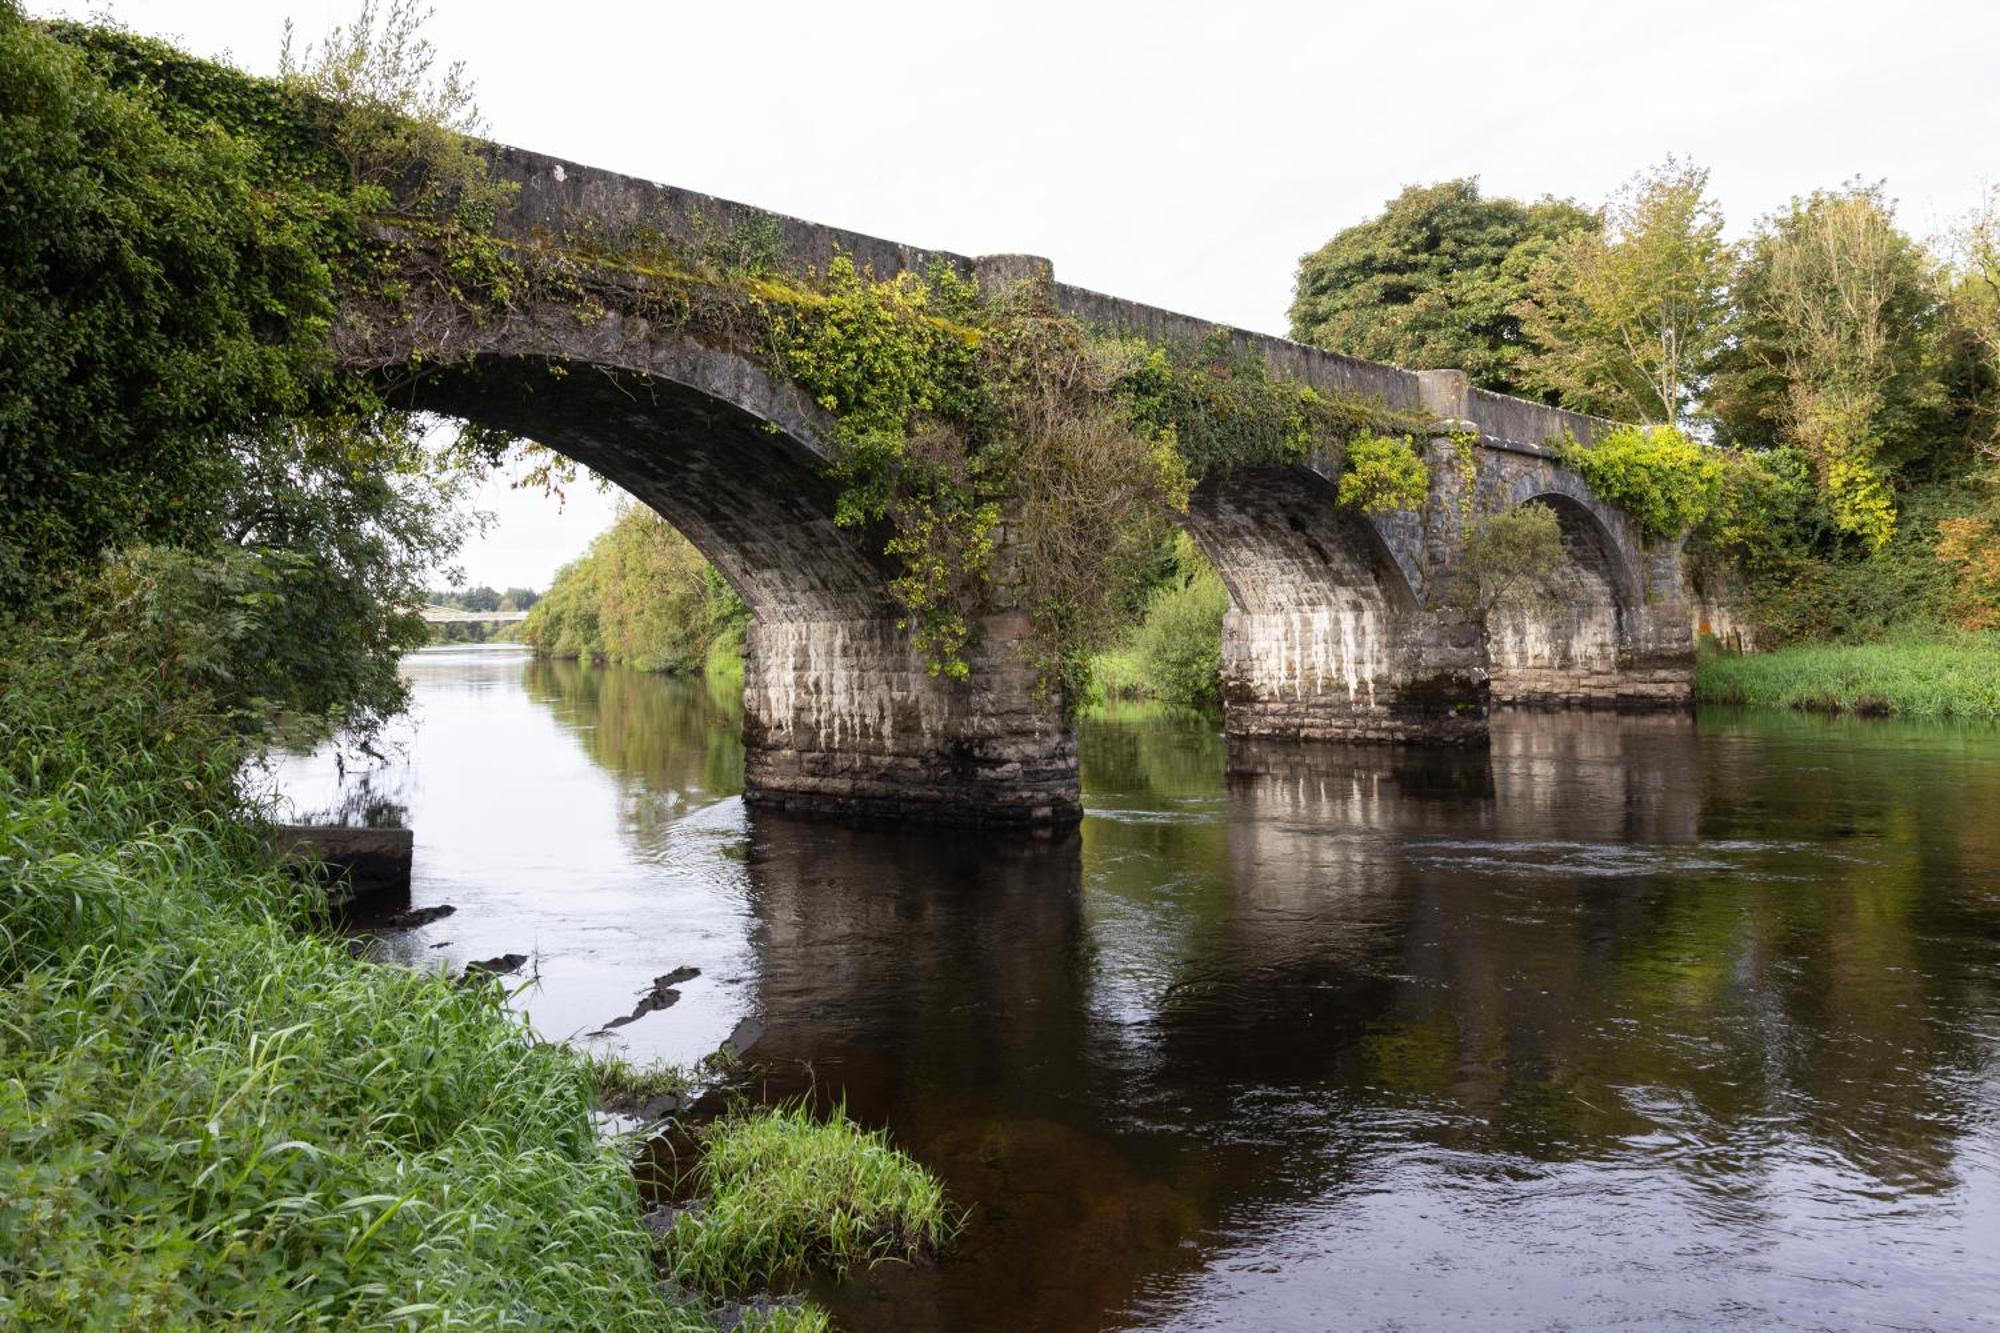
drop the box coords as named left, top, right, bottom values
left=1091, top=534, right=1229, bottom=710
left=1694, top=630, right=2000, bottom=719
left=522, top=505, right=748, bottom=675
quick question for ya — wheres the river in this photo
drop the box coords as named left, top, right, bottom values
left=270, top=643, right=2000, bottom=1331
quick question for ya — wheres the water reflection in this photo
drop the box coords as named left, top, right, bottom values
left=280, top=653, right=2000, bottom=1331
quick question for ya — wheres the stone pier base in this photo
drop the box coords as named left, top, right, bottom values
left=740, top=612, right=1080, bottom=826
left=1488, top=654, right=1694, bottom=710
left=1220, top=608, right=1489, bottom=746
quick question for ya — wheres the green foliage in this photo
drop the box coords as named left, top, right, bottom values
left=1113, top=333, right=1427, bottom=477
left=1094, top=534, right=1231, bottom=709
left=659, top=1101, right=954, bottom=1294
left=0, top=626, right=716, bottom=1330
left=1338, top=435, right=1431, bottom=514
left=1729, top=484, right=1979, bottom=645
left=1289, top=179, right=1595, bottom=400
left=1560, top=424, right=1723, bottom=538
left=1694, top=629, right=2000, bottom=719
left=522, top=505, right=747, bottom=674
left=1519, top=157, right=1733, bottom=425
left=0, top=11, right=351, bottom=605
left=1459, top=501, right=1567, bottom=613
left=1711, top=184, right=1950, bottom=546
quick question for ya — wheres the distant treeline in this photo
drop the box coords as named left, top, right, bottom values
left=520, top=505, right=748, bottom=677
left=1289, top=166, right=2000, bottom=645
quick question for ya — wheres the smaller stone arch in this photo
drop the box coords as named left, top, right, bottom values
left=1186, top=466, right=1484, bottom=746
left=1483, top=490, right=1639, bottom=708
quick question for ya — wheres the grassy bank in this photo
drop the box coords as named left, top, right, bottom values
left=1695, top=631, right=2000, bottom=719
left=0, top=635, right=941, bottom=1327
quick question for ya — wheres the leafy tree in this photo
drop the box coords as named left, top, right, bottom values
left=1710, top=183, right=1947, bottom=547
left=1290, top=180, right=1595, bottom=399
left=1459, top=502, right=1567, bottom=615
left=521, top=506, right=746, bottom=673
left=0, top=7, right=340, bottom=605
left=459, top=584, right=502, bottom=612
left=500, top=586, right=540, bottom=611
left=1940, top=189, right=2000, bottom=482
left=1, top=8, right=500, bottom=744
left=1519, top=158, right=1733, bottom=426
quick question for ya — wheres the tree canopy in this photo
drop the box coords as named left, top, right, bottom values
left=1288, top=179, right=1596, bottom=400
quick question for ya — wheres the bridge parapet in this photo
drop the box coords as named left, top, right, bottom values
left=481, top=145, right=1612, bottom=454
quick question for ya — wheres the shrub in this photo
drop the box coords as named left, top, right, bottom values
left=1560, top=424, right=1723, bottom=538
left=1937, top=516, right=2000, bottom=630
left=1338, top=434, right=1430, bottom=514
left=1459, top=501, right=1566, bottom=613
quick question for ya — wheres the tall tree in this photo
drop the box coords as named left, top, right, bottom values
left=1518, top=157, right=1732, bottom=427
left=1710, top=184, right=1946, bottom=546
left=1289, top=180, right=1595, bottom=398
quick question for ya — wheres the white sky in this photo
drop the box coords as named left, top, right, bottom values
left=54, top=0, right=2000, bottom=590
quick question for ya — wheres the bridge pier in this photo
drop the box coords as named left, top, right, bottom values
left=740, top=610, right=1080, bottom=826
left=1219, top=605, right=1489, bottom=745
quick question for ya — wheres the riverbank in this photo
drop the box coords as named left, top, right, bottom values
left=0, top=638, right=939, bottom=1328
left=1694, top=630, right=2000, bottom=719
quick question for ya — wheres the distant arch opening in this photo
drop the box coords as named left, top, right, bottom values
left=1484, top=494, right=1634, bottom=707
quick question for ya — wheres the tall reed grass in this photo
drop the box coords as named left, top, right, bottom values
left=1695, top=630, right=2000, bottom=720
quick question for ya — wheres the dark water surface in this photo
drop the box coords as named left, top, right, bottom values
left=273, top=645, right=2000, bottom=1331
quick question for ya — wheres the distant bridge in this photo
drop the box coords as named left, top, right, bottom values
left=347, top=145, right=1695, bottom=827
left=421, top=607, right=529, bottom=625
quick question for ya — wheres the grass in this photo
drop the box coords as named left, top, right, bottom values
left=1695, top=630, right=2000, bottom=720
left=589, top=1051, right=700, bottom=1107
left=0, top=629, right=943, bottom=1327
left=1089, top=641, right=1151, bottom=701
left=658, top=1101, right=955, bottom=1295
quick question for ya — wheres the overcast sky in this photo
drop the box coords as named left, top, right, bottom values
left=57, top=0, right=2000, bottom=590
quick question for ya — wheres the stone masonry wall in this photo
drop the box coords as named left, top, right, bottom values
left=740, top=612, right=1078, bottom=826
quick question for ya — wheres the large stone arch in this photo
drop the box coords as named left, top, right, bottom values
left=346, top=296, right=1080, bottom=825
left=1186, top=465, right=1484, bottom=747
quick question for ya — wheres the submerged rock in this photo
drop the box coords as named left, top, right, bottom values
left=379, top=903, right=455, bottom=929
left=462, top=952, right=529, bottom=981
left=594, top=966, right=701, bottom=1032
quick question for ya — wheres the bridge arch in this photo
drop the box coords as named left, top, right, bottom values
left=1186, top=465, right=1482, bottom=745
left=350, top=298, right=1079, bottom=825
left=1483, top=489, right=1638, bottom=708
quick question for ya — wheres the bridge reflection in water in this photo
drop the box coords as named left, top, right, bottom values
left=297, top=649, right=2000, bottom=1331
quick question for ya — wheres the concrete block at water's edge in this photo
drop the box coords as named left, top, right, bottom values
left=271, top=824, right=414, bottom=904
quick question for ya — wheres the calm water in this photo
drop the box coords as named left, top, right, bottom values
left=271, top=644, right=2000, bottom=1331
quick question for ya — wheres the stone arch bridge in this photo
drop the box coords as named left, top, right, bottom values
left=340, top=145, right=1695, bottom=826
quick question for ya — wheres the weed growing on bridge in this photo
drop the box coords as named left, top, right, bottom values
left=1337, top=435, right=1432, bottom=514
left=1557, top=424, right=1724, bottom=539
